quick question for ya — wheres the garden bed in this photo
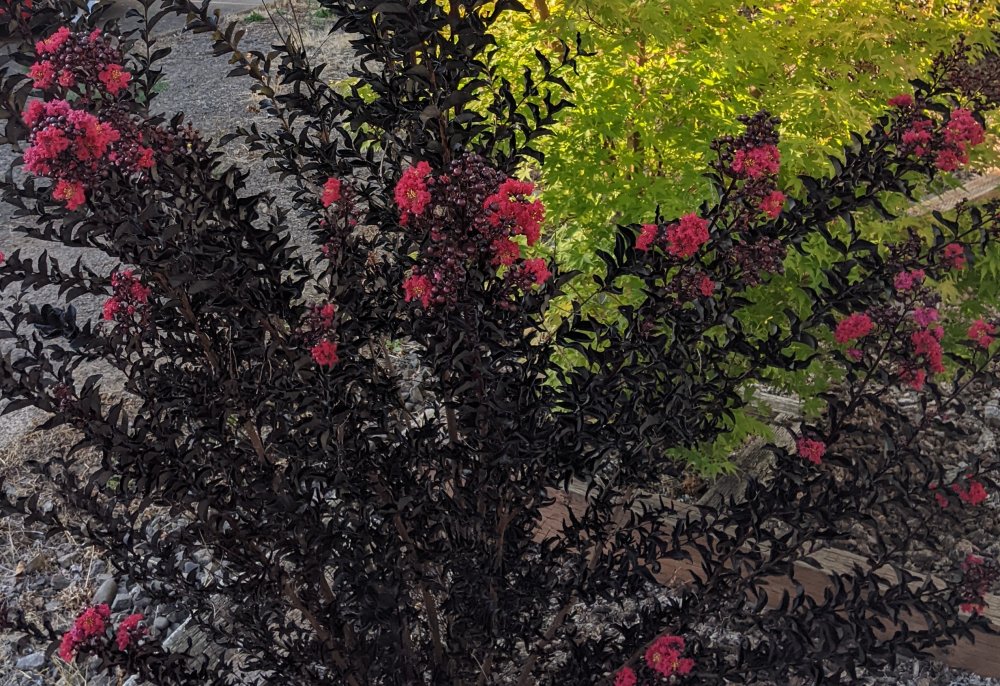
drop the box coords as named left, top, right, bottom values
left=3, top=2, right=1000, bottom=684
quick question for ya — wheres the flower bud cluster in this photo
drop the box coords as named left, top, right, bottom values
left=958, top=553, right=999, bottom=615
left=393, top=153, right=552, bottom=311
left=102, top=269, right=152, bottom=327
left=316, top=177, right=363, bottom=263
left=23, top=29, right=156, bottom=210
left=890, top=93, right=986, bottom=172
left=300, top=302, right=339, bottom=368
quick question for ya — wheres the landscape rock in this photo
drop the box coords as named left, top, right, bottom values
left=91, top=577, right=118, bottom=606
left=14, top=652, right=46, bottom=670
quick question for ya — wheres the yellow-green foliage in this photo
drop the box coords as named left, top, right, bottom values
left=492, top=1, right=998, bottom=265
left=488, top=1, right=1000, bottom=473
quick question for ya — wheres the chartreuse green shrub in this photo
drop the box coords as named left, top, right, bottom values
left=489, top=0, right=1000, bottom=473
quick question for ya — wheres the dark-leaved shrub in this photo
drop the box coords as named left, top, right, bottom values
left=2, top=0, right=1000, bottom=684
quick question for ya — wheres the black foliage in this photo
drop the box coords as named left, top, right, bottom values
left=0, top=0, right=999, bottom=684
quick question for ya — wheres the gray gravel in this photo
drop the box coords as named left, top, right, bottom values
left=0, top=8, right=354, bottom=686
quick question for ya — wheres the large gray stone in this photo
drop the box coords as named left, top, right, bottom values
left=15, top=652, right=46, bottom=670
left=91, top=577, right=118, bottom=606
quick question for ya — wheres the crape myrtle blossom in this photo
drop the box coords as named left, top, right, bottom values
left=302, top=301, right=340, bottom=368
left=635, top=214, right=710, bottom=258
left=731, top=144, right=780, bottom=179
left=893, top=269, right=925, bottom=291
left=666, top=214, right=710, bottom=259
left=944, top=243, right=967, bottom=270
left=644, top=634, right=695, bottom=678
left=894, top=103, right=986, bottom=172
left=30, top=27, right=130, bottom=98
left=958, top=553, right=999, bottom=615
left=759, top=189, right=785, bottom=218
left=834, top=313, right=873, bottom=345
left=394, top=160, right=432, bottom=225
left=321, top=177, right=342, bottom=208
left=115, top=613, right=147, bottom=651
left=888, top=92, right=915, bottom=109
left=392, top=154, right=552, bottom=311
left=796, top=437, right=826, bottom=465
left=59, top=603, right=111, bottom=662
left=969, top=319, right=997, bottom=349
left=22, top=29, right=155, bottom=210
left=643, top=112, right=788, bottom=292
left=102, top=269, right=151, bottom=325
left=59, top=605, right=147, bottom=663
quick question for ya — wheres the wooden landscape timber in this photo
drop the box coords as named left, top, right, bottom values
left=537, top=484, right=1000, bottom=678
left=533, top=385, right=1000, bottom=678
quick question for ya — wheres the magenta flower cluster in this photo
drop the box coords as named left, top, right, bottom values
left=22, top=28, right=155, bottom=210
left=390, top=153, right=552, bottom=311
left=58, top=604, right=146, bottom=663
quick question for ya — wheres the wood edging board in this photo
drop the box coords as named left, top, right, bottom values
left=536, top=484, right=1000, bottom=678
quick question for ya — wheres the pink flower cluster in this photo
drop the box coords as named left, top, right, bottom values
left=937, top=108, right=985, bottom=171
left=59, top=603, right=111, bottom=662
left=24, top=100, right=116, bottom=210
left=834, top=313, right=873, bottom=345
left=887, top=93, right=915, bottom=109
left=910, top=315, right=945, bottom=378
left=311, top=340, right=339, bottom=367
left=731, top=144, right=780, bottom=179
left=932, top=476, right=989, bottom=508
left=59, top=605, right=145, bottom=662
left=23, top=98, right=153, bottom=210
left=893, top=268, right=925, bottom=292
left=954, top=478, right=989, bottom=506
left=898, top=107, right=985, bottom=172
left=635, top=214, right=710, bottom=260
left=667, top=214, right=710, bottom=259
left=394, top=161, right=432, bottom=225
left=321, top=177, right=342, bottom=208
left=484, top=179, right=545, bottom=246
left=896, top=315, right=944, bottom=392
left=614, top=667, right=637, bottom=686
left=403, top=273, right=433, bottom=309
left=22, top=30, right=154, bottom=211
left=901, top=119, right=933, bottom=158
left=29, top=27, right=130, bottom=97
left=759, top=189, right=785, bottom=219
left=697, top=274, right=716, bottom=297
left=796, top=437, right=826, bottom=465
left=959, top=553, right=999, bottom=616
left=636, top=223, right=658, bottom=252
left=506, top=257, right=552, bottom=290
left=711, top=112, right=789, bottom=285
left=944, top=243, right=967, bottom=270
left=315, top=178, right=362, bottom=262
left=393, top=154, right=552, bottom=311
left=644, top=634, right=694, bottom=678
left=102, top=269, right=151, bottom=324
left=305, top=303, right=339, bottom=368
left=969, top=319, right=996, bottom=349
left=115, top=613, right=147, bottom=650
